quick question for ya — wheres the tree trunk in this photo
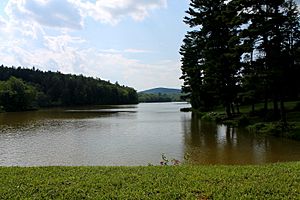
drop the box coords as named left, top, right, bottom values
left=264, top=97, right=268, bottom=111
left=225, top=104, right=231, bottom=118
left=280, top=98, right=287, bottom=124
left=236, top=103, right=240, bottom=114
left=231, top=103, right=235, bottom=115
left=273, top=96, right=280, bottom=120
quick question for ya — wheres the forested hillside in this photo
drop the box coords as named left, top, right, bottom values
left=140, top=88, right=181, bottom=94
left=0, top=65, right=138, bottom=111
left=138, top=88, right=183, bottom=103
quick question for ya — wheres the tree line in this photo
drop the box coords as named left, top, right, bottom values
left=180, top=0, right=300, bottom=122
left=138, top=92, right=182, bottom=103
left=0, top=65, right=138, bottom=111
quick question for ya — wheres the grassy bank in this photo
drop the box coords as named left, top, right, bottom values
left=0, top=162, right=299, bottom=199
left=195, top=101, right=300, bottom=140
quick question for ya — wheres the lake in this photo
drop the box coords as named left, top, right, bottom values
left=0, top=102, right=300, bottom=166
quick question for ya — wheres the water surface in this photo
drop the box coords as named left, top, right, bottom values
left=0, top=103, right=299, bottom=166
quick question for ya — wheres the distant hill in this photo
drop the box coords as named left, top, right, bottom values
left=139, top=87, right=181, bottom=94
left=138, top=87, right=183, bottom=103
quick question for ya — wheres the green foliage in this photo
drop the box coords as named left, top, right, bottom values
left=289, top=123, right=300, bottom=140
left=0, top=163, right=299, bottom=199
left=201, top=112, right=225, bottom=123
left=237, top=115, right=250, bottom=127
left=0, top=77, right=38, bottom=111
left=248, top=122, right=296, bottom=136
left=197, top=100, right=300, bottom=139
left=181, top=0, right=300, bottom=119
left=293, top=102, right=300, bottom=111
left=0, top=66, right=138, bottom=111
left=138, top=92, right=182, bottom=103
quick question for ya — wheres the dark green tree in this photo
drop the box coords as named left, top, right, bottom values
left=0, top=77, right=38, bottom=111
left=240, top=0, right=300, bottom=121
left=0, top=65, right=138, bottom=109
left=181, top=0, right=300, bottom=121
left=182, top=0, right=243, bottom=116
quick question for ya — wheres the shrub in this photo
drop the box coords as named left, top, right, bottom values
left=293, top=102, right=300, bottom=111
left=201, top=112, right=225, bottom=122
left=237, top=115, right=250, bottom=126
left=247, top=122, right=296, bottom=136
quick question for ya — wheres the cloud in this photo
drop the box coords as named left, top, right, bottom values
left=99, top=48, right=151, bottom=54
left=4, top=0, right=167, bottom=29
left=74, top=49, right=181, bottom=90
left=5, top=0, right=83, bottom=29
left=43, top=35, right=86, bottom=51
left=124, top=49, right=151, bottom=53
left=74, top=0, right=167, bottom=25
left=0, top=0, right=181, bottom=90
left=0, top=16, right=7, bottom=27
left=0, top=33, right=181, bottom=90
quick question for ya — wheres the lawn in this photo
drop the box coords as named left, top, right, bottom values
left=0, top=162, right=299, bottom=199
left=196, top=101, right=300, bottom=139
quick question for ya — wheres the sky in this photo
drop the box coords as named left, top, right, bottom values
left=0, top=0, right=190, bottom=91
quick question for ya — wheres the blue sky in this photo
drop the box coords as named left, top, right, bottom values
left=0, top=0, right=189, bottom=91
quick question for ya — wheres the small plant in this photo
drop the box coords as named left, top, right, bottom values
left=160, top=153, right=169, bottom=166
left=159, top=153, right=191, bottom=166
left=160, top=153, right=181, bottom=166
left=184, top=153, right=190, bottom=161
left=201, top=112, right=225, bottom=122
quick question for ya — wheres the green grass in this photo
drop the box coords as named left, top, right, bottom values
left=198, top=101, right=300, bottom=139
left=0, top=162, right=299, bottom=199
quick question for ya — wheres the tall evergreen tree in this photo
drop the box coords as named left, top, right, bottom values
left=182, top=0, right=243, bottom=116
left=181, top=0, right=300, bottom=121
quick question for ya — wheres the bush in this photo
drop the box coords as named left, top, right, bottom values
left=247, top=123, right=267, bottom=133
left=237, top=115, right=250, bottom=126
left=0, top=77, right=38, bottom=112
left=293, top=102, right=300, bottom=111
left=201, top=112, right=225, bottom=122
left=247, top=122, right=296, bottom=136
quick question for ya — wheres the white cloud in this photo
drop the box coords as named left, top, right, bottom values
left=74, top=49, right=181, bottom=90
left=4, top=0, right=167, bottom=29
left=43, top=35, right=85, bottom=51
left=0, top=33, right=181, bottom=90
left=5, top=0, right=83, bottom=29
left=124, top=48, right=151, bottom=53
left=0, top=16, right=7, bottom=27
left=99, top=48, right=151, bottom=54
left=0, top=0, right=181, bottom=90
left=73, top=0, right=167, bottom=25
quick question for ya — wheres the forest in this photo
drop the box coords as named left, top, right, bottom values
left=138, top=88, right=183, bottom=103
left=180, top=0, right=300, bottom=124
left=138, top=92, right=181, bottom=103
left=0, top=65, right=138, bottom=112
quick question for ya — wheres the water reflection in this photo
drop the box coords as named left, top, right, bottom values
left=183, top=113, right=300, bottom=164
left=0, top=103, right=299, bottom=166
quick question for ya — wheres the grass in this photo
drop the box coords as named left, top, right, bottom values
left=196, top=101, right=300, bottom=139
left=0, top=162, right=299, bottom=199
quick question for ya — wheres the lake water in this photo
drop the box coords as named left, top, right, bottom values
left=0, top=103, right=300, bottom=166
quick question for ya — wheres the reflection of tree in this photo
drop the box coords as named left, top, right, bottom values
left=183, top=113, right=219, bottom=164
left=182, top=114, right=284, bottom=164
